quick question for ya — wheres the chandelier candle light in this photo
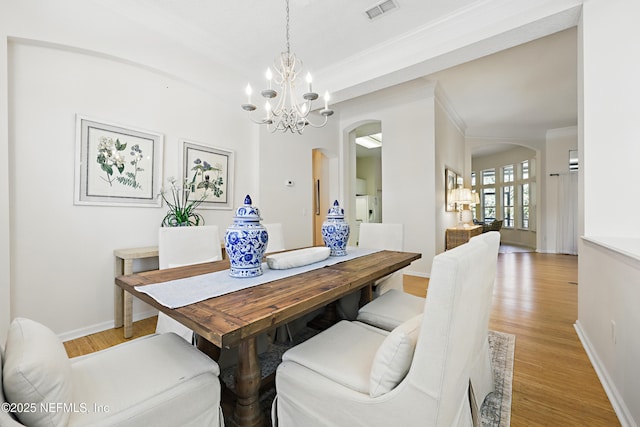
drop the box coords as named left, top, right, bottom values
left=241, top=0, right=334, bottom=134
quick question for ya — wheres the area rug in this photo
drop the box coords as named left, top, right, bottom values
left=482, top=330, right=515, bottom=427
left=221, top=328, right=515, bottom=426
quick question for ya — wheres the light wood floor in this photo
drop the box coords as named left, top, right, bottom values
left=64, top=251, right=620, bottom=426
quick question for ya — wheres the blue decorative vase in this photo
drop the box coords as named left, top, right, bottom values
left=224, top=195, right=269, bottom=278
left=321, top=200, right=350, bottom=256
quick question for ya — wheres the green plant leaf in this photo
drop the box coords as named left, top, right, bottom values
left=115, top=139, right=127, bottom=151
left=101, top=163, right=113, bottom=175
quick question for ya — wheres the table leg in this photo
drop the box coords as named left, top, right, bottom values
left=196, top=336, right=221, bottom=361
left=122, top=259, right=134, bottom=338
left=114, top=287, right=124, bottom=329
left=233, top=337, right=264, bottom=427
left=123, top=292, right=133, bottom=338
left=114, top=258, right=124, bottom=328
left=359, top=283, right=373, bottom=306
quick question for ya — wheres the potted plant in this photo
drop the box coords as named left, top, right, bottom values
left=159, top=177, right=209, bottom=227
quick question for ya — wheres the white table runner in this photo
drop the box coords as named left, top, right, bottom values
left=135, top=247, right=380, bottom=308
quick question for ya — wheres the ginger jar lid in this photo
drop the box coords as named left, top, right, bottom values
left=326, top=200, right=345, bottom=219
left=233, top=195, right=261, bottom=222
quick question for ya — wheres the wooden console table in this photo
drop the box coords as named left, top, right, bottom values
left=114, top=246, right=159, bottom=338
left=114, top=244, right=227, bottom=338
left=445, top=225, right=482, bottom=250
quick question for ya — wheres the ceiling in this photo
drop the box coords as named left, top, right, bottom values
left=93, top=0, right=579, bottom=152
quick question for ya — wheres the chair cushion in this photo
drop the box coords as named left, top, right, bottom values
left=282, top=321, right=388, bottom=394
left=68, top=332, right=221, bottom=427
left=3, top=318, right=73, bottom=427
left=357, top=289, right=425, bottom=331
left=369, top=314, right=422, bottom=397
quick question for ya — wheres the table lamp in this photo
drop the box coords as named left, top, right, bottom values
left=451, top=187, right=473, bottom=228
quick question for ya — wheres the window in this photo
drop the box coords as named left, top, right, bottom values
left=520, top=160, right=529, bottom=180
left=482, top=169, right=495, bottom=185
left=521, top=183, right=530, bottom=228
left=502, top=185, right=514, bottom=227
left=569, top=149, right=578, bottom=172
left=482, top=187, right=495, bottom=221
left=473, top=159, right=535, bottom=229
left=502, top=165, right=514, bottom=183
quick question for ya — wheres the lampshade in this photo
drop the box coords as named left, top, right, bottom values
left=451, top=187, right=473, bottom=205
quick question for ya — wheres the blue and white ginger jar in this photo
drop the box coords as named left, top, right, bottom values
left=321, top=200, right=350, bottom=256
left=225, top=195, right=269, bottom=278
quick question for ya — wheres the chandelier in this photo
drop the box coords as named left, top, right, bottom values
left=241, top=0, right=334, bottom=134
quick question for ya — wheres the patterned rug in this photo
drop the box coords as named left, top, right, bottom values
left=483, top=330, right=516, bottom=427
left=221, top=329, right=515, bottom=426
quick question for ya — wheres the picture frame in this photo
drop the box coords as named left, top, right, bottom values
left=74, top=115, right=164, bottom=207
left=445, top=168, right=459, bottom=212
left=181, top=140, right=234, bottom=210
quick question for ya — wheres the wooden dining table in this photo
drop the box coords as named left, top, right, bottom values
left=115, top=249, right=421, bottom=427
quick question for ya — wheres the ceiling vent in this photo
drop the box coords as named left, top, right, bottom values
left=365, top=0, right=398, bottom=20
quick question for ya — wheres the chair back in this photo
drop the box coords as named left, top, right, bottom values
left=158, top=225, right=222, bottom=269
left=263, top=223, right=286, bottom=253
left=156, top=225, right=222, bottom=339
left=408, top=232, right=500, bottom=425
left=358, top=223, right=403, bottom=250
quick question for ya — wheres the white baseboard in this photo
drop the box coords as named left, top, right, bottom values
left=574, top=321, right=636, bottom=427
left=58, top=309, right=158, bottom=342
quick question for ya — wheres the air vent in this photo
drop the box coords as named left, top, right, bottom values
left=365, top=0, right=398, bottom=20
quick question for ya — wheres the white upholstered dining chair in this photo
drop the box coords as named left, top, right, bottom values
left=1, top=317, right=224, bottom=427
left=155, top=225, right=269, bottom=369
left=358, top=222, right=405, bottom=294
left=337, top=222, right=405, bottom=320
left=272, top=232, right=500, bottom=427
left=356, top=232, right=501, bottom=411
left=155, top=225, right=223, bottom=342
left=263, top=222, right=286, bottom=253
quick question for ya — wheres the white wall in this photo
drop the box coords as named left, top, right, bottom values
left=434, top=96, right=466, bottom=254
left=257, top=118, right=340, bottom=251
left=544, top=126, right=577, bottom=253
left=356, top=156, right=381, bottom=198
left=0, top=37, right=9, bottom=345
left=6, top=41, right=255, bottom=339
left=581, top=0, right=640, bottom=238
left=578, top=239, right=640, bottom=427
left=578, top=0, right=640, bottom=425
left=337, top=80, right=437, bottom=276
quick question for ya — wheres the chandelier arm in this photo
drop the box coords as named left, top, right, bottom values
left=246, top=114, right=273, bottom=125
left=303, top=115, right=330, bottom=129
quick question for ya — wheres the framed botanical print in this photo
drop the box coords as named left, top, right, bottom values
left=74, top=115, right=163, bottom=207
left=445, top=168, right=459, bottom=212
left=181, top=140, right=234, bottom=210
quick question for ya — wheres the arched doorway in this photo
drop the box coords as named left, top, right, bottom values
left=352, top=121, right=382, bottom=245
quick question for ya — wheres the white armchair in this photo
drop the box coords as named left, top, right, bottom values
left=1, top=318, right=223, bottom=427
left=272, top=232, right=500, bottom=427
left=356, top=232, right=501, bottom=411
left=337, top=223, right=405, bottom=320
left=155, top=225, right=223, bottom=342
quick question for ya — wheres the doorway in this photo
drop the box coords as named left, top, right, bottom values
left=353, top=122, right=382, bottom=245
left=312, top=149, right=330, bottom=246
